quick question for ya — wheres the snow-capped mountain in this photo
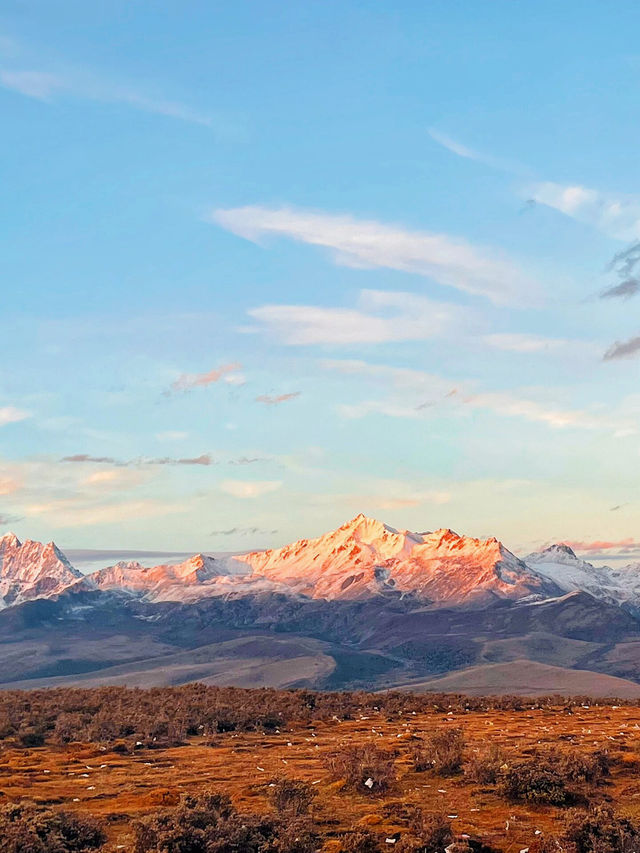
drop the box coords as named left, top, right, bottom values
left=74, top=552, right=265, bottom=603
left=0, top=532, right=82, bottom=608
left=238, top=514, right=559, bottom=606
left=5, top=519, right=640, bottom=612
left=525, top=543, right=640, bottom=608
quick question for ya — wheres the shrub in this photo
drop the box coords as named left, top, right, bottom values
left=339, top=828, right=381, bottom=853
left=17, top=729, right=45, bottom=748
left=272, top=817, right=319, bottom=853
left=133, top=790, right=319, bottom=853
left=562, top=805, right=640, bottom=853
left=269, top=778, right=315, bottom=816
left=396, top=810, right=453, bottom=853
left=326, top=744, right=396, bottom=795
left=463, top=743, right=504, bottom=784
left=500, top=762, right=570, bottom=806
left=0, top=801, right=106, bottom=853
left=556, top=750, right=611, bottom=785
left=412, top=728, right=465, bottom=776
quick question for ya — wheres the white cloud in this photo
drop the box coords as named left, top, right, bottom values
left=0, top=475, right=20, bottom=496
left=484, top=333, right=584, bottom=354
left=220, top=479, right=282, bottom=499
left=82, top=469, right=147, bottom=489
left=323, top=359, right=638, bottom=434
left=212, top=205, right=536, bottom=305
left=0, top=65, right=228, bottom=131
left=26, top=498, right=184, bottom=527
left=530, top=182, right=640, bottom=241
left=0, top=406, right=30, bottom=427
left=169, top=363, right=243, bottom=393
left=247, top=289, right=473, bottom=345
left=428, top=129, right=480, bottom=161
left=0, top=70, right=63, bottom=99
left=428, top=129, right=529, bottom=175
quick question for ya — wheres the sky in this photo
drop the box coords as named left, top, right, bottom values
left=2, top=1, right=640, bottom=561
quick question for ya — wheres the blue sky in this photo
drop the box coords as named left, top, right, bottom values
left=2, top=1, right=640, bottom=560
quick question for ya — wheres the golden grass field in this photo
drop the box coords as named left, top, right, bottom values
left=4, top=698, right=640, bottom=851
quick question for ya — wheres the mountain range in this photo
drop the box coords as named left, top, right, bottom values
left=2, top=516, right=640, bottom=696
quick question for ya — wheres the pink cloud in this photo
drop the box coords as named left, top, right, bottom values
left=170, top=363, right=242, bottom=393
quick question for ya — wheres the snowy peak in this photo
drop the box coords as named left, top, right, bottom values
left=238, top=516, right=557, bottom=606
left=79, top=550, right=251, bottom=602
left=0, top=533, right=81, bottom=608
left=526, top=543, right=582, bottom=566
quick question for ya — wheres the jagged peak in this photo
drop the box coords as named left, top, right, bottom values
left=0, top=531, right=21, bottom=548
left=531, top=543, right=581, bottom=561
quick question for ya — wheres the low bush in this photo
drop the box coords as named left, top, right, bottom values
left=339, top=828, right=381, bottom=853
left=269, top=778, right=315, bottom=816
left=0, top=801, right=106, bottom=853
left=556, top=750, right=611, bottom=785
left=534, top=805, right=640, bottom=853
left=396, top=810, right=453, bottom=853
left=463, top=743, right=504, bottom=784
left=133, top=790, right=319, bottom=853
left=412, top=727, right=465, bottom=776
left=326, top=744, right=397, bottom=795
left=500, top=762, right=571, bottom=806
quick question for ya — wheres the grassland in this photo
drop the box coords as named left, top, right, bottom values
left=3, top=686, right=640, bottom=851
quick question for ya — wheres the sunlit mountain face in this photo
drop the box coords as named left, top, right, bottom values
left=1, top=516, right=640, bottom=693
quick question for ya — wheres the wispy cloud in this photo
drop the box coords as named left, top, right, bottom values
left=255, top=393, right=301, bottom=405
left=323, top=359, right=638, bottom=434
left=0, top=513, right=22, bottom=527
left=211, top=526, right=278, bottom=537
left=220, top=480, right=282, bottom=499
left=0, top=63, right=234, bottom=132
left=483, top=333, right=587, bottom=354
left=0, top=406, right=30, bottom=427
left=62, top=453, right=215, bottom=466
left=247, top=289, right=474, bottom=345
left=428, top=128, right=528, bottom=175
left=212, top=205, right=536, bottom=305
left=169, top=363, right=244, bottom=394
left=600, top=242, right=640, bottom=300
left=26, top=498, right=186, bottom=528
left=0, top=69, right=63, bottom=99
left=529, top=182, right=640, bottom=241
left=562, top=537, right=640, bottom=556
left=61, top=452, right=265, bottom=467
left=603, top=336, right=640, bottom=361
left=601, top=279, right=640, bottom=300
left=0, top=475, right=21, bottom=496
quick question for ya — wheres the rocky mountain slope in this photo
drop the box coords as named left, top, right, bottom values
left=0, top=532, right=82, bottom=608
left=1, top=518, right=640, bottom=693
left=524, top=543, right=640, bottom=609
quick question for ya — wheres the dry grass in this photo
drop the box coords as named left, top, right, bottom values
left=2, top=690, right=640, bottom=850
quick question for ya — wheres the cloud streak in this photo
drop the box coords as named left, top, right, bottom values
left=169, top=363, right=244, bottom=393
left=603, top=336, right=640, bottom=361
left=530, top=183, right=640, bottom=241
left=220, top=480, right=282, bottom=499
left=563, top=537, right=640, bottom=555
left=212, top=205, right=536, bottom=304
left=247, top=289, right=474, bottom=346
left=255, top=393, right=301, bottom=405
left=0, top=66, right=230, bottom=131
left=323, top=359, right=638, bottom=434
left=0, top=406, right=30, bottom=427
left=61, top=453, right=266, bottom=467
left=600, top=242, right=640, bottom=300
